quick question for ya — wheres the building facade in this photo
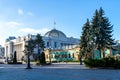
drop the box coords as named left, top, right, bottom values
left=4, top=28, right=79, bottom=62
left=44, top=46, right=80, bottom=62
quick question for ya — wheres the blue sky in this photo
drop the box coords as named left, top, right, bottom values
left=0, top=0, right=120, bottom=46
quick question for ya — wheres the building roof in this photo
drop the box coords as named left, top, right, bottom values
left=44, top=29, right=66, bottom=38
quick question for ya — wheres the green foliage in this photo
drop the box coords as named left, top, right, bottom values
left=113, top=59, right=120, bottom=69
left=35, top=34, right=45, bottom=50
left=25, top=39, right=35, bottom=55
left=39, top=52, right=46, bottom=65
left=80, top=19, right=93, bottom=58
left=35, top=34, right=45, bottom=60
left=80, top=7, right=115, bottom=58
left=84, top=57, right=120, bottom=69
left=91, top=7, right=115, bottom=57
left=24, top=37, right=35, bottom=69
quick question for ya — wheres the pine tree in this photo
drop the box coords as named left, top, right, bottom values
left=91, top=7, right=115, bottom=58
left=80, top=19, right=92, bottom=58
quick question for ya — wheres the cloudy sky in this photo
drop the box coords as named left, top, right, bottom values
left=0, top=0, right=120, bottom=46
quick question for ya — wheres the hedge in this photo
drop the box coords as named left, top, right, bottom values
left=84, top=57, right=120, bottom=69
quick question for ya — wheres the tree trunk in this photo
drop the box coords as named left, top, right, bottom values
left=26, top=52, right=32, bottom=69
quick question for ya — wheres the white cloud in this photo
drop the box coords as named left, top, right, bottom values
left=0, top=21, right=24, bottom=46
left=6, top=21, right=22, bottom=27
left=0, top=21, right=22, bottom=28
left=17, top=8, right=34, bottom=16
left=18, top=28, right=50, bottom=35
left=18, top=9, right=24, bottom=15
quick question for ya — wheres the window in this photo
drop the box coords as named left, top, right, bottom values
left=54, top=42, right=57, bottom=48
left=68, top=53, right=71, bottom=58
left=47, top=42, right=49, bottom=47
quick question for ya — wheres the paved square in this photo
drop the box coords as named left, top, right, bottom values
left=0, top=64, right=120, bottom=80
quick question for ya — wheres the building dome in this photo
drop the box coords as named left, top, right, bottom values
left=44, top=29, right=66, bottom=38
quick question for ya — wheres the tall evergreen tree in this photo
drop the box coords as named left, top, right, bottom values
left=80, top=19, right=92, bottom=59
left=35, top=34, right=45, bottom=61
left=91, top=7, right=115, bottom=58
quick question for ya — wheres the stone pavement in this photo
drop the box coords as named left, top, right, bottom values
left=0, top=63, right=120, bottom=80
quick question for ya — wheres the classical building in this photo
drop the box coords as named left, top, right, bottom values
left=44, top=45, right=80, bottom=62
left=43, top=28, right=79, bottom=50
left=4, top=28, right=79, bottom=62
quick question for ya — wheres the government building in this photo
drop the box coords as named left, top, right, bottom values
left=4, top=28, right=80, bottom=62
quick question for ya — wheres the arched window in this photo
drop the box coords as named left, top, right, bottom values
left=68, top=53, right=71, bottom=58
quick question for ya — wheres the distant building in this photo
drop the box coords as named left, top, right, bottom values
left=4, top=28, right=79, bottom=62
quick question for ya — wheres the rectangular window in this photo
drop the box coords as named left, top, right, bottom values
left=54, top=42, right=57, bottom=48
left=47, top=42, right=49, bottom=47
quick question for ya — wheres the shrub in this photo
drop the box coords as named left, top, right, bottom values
left=113, top=59, right=120, bottom=69
left=39, top=52, right=46, bottom=65
left=84, top=57, right=120, bottom=69
left=84, top=58, right=95, bottom=68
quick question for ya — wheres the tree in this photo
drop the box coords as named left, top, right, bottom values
left=35, top=34, right=45, bottom=62
left=80, top=8, right=115, bottom=59
left=24, top=38, right=35, bottom=69
left=79, top=19, right=92, bottom=64
left=91, top=7, right=115, bottom=58
left=39, top=52, right=46, bottom=64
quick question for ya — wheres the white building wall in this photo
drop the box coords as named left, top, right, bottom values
left=4, top=31, right=79, bottom=61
